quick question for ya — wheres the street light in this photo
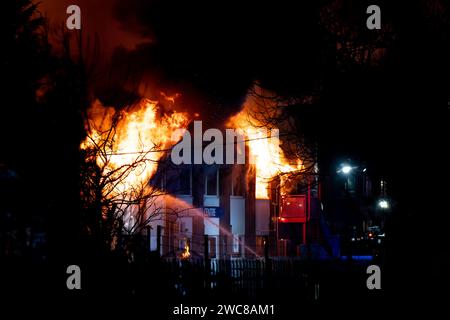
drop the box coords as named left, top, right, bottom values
left=378, top=199, right=389, bottom=209
left=336, top=163, right=356, bottom=193
left=342, top=165, right=352, bottom=174
left=337, top=164, right=353, bottom=175
left=377, top=199, right=390, bottom=231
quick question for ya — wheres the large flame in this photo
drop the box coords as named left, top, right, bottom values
left=81, top=98, right=189, bottom=197
left=229, top=91, right=303, bottom=199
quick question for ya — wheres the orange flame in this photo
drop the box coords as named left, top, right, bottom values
left=229, top=92, right=303, bottom=199
left=81, top=98, right=189, bottom=197
left=181, top=243, right=191, bottom=260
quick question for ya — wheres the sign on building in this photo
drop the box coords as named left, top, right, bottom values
left=203, top=206, right=224, bottom=218
left=280, top=195, right=307, bottom=223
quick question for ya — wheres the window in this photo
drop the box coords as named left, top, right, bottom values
left=166, top=167, right=192, bottom=195
left=177, top=167, right=192, bottom=195
left=209, top=237, right=216, bottom=258
left=205, top=168, right=218, bottom=196
left=233, top=235, right=242, bottom=254
left=179, top=237, right=190, bottom=250
left=179, top=221, right=186, bottom=233
left=179, top=238, right=186, bottom=251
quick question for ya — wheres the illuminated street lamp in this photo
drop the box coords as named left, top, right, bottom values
left=378, top=199, right=389, bottom=209
left=378, top=198, right=390, bottom=230
left=342, top=165, right=352, bottom=174
left=336, top=163, right=357, bottom=192
left=337, top=164, right=354, bottom=175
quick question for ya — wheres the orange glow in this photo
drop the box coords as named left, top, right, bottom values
left=81, top=98, right=189, bottom=197
left=181, top=243, right=191, bottom=260
left=160, top=91, right=181, bottom=104
left=228, top=92, right=303, bottom=199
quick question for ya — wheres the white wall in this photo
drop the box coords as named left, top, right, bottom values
left=255, top=199, right=270, bottom=236
left=204, top=217, right=220, bottom=238
left=230, top=197, right=245, bottom=235
left=203, top=195, right=220, bottom=207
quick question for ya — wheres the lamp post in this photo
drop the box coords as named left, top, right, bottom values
left=336, top=163, right=356, bottom=192
left=337, top=161, right=366, bottom=254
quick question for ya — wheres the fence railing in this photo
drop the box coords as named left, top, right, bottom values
left=162, top=256, right=363, bottom=301
left=161, top=255, right=375, bottom=303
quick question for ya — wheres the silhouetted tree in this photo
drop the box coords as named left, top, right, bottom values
left=80, top=105, right=185, bottom=257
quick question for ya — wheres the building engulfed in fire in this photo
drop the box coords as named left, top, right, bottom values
left=81, top=91, right=337, bottom=259
left=150, top=129, right=332, bottom=259
left=153, top=155, right=260, bottom=258
left=149, top=114, right=321, bottom=259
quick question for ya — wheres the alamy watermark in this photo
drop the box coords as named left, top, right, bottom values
left=366, top=264, right=381, bottom=290
left=366, top=5, right=381, bottom=30
left=66, top=5, right=81, bottom=30
left=171, top=120, right=280, bottom=165
left=66, top=265, right=81, bottom=290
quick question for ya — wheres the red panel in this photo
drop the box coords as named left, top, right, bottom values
left=280, top=195, right=307, bottom=223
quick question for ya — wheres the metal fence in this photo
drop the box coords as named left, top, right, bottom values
left=164, top=257, right=308, bottom=300
left=160, top=256, right=374, bottom=303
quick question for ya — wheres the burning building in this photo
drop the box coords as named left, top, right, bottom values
left=80, top=86, right=329, bottom=259
left=151, top=89, right=321, bottom=259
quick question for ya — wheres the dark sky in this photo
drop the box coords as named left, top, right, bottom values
left=41, top=0, right=448, bottom=178
left=42, top=1, right=327, bottom=112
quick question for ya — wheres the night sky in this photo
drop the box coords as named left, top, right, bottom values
left=41, top=0, right=447, bottom=160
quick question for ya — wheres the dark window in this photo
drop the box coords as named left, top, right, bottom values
left=177, top=168, right=191, bottom=195
left=205, top=168, right=218, bottom=195
left=209, top=237, right=216, bottom=258
left=166, top=167, right=192, bottom=195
